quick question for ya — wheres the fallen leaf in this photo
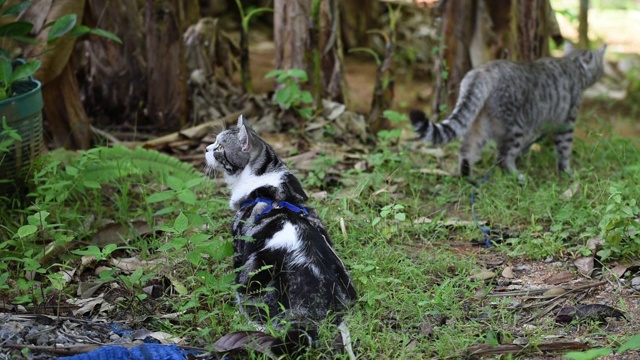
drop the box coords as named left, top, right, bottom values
left=471, top=270, right=496, bottom=281
left=560, top=182, right=580, bottom=200
left=110, top=257, right=165, bottom=273
left=610, top=262, right=640, bottom=279
left=586, top=236, right=604, bottom=251
left=93, top=221, right=152, bottom=247
left=555, top=304, right=626, bottom=324
left=78, top=281, right=104, bottom=299
left=542, top=287, right=566, bottom=298
left=544, top=271, right=576, bottom=285
left=573, top=257, right=594, bottom=276
left=502, top=267, right=515, bottom=279
left=413, top=168, right=452, bottom=176
left=213, top=331, right=276, bottom=358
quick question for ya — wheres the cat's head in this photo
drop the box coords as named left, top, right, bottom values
left=205, top=115, right=264, bottom=176
left=564, top=42, right=606, bottom=86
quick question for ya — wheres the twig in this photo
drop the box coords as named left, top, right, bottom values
left=90, top=125, right=121, bottom=145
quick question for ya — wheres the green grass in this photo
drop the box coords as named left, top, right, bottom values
left=0, top=107, right=639, bottom=358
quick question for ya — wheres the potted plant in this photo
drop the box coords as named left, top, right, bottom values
left=0, top=1, right=119, bottom=191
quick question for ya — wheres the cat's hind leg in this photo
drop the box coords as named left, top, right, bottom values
left=459, top=120, right=487, bottom=177
left=497, top=133, right=526, bottom=180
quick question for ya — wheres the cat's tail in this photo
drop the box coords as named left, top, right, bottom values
left=409, top=69, right=495, bottom=145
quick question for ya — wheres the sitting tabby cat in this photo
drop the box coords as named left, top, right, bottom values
left=410, top=42, right=606, bottom=178
left=205, top=115, right=357, bottom=355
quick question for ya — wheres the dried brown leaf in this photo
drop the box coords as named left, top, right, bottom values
left=610, top=262, right=640, bottom=279
left=544, top=271, right=576, bottom=285
left=574, top=256, right=595, bottom=276
left=502, top=267, right=515, bottom=279
left=213, top=331, right=276, bottom=358
left=92, top=221, right=151, bottom=247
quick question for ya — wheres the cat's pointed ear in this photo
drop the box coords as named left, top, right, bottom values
left=563, top=41, right=576, bottom=55
left=598, top=44, right=607, bottom=55
left=237, top=115, right=253, bottom=152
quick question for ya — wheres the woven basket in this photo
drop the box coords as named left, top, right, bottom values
left=0, top=78, right=44, bottom=192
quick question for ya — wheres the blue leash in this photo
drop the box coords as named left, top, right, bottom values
left=470, top=167, right=495, bottom=247
left=241, top=197, right=309, bottom=220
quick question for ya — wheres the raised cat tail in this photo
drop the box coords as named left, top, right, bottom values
left=409, top=69, right=496, bottom=145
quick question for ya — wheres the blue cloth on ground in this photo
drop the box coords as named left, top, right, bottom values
left=60, top=343, right=195, bottom=360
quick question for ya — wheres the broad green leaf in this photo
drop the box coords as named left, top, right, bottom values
left=11, top=60, right=40, bottom=83
left=0, top=21, right=33, bottom=37
left=17, top=224, right=37, bottom=238
left=166, top=175, right=184, bottom=191
left=619, top=333, right=640, bottom=353
left=564, top=347, right=612, bottom=360
left=287, top=68, right=308, bottom=81
left=185, top=177, right=204, bottom=188
left=1, top=1, right=31, bottom=17
left=147, top=191, right=175, bottom=203
left=0, top=60, right=11, bottom=85
left=264, top=69, right=283, bottom=79
left=177, top=189, right=197, bottom=205
left=71, top=25, right=91, bottom=38
left=394, top=213, right=406, bottom=221
left=300, top=91, right=313, bottom=104
left=0, top=48, right=11, bottom=62
left=174, top=212, right=188, bottom=234
left=83, top=180, right=101, bottom=189
left=89, top=28, right=122, bottom=44
left=47, top=14, right=77, bottom=43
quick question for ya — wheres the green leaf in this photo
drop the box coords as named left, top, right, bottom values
left=619, top=333, right=640, bottom=353
left=0, top=60, right=11, bottom=85
left=177, top=189, right=197, bottom=205
left=71, top=25, right=91, bottom=37
left=47, top=14, right=77, bottom=43
left=17, top=224, right=37, bottom=238
left=300, top=91, right=313, bottom=104
left=185, top=177, right=204, bottom=188
left=0, top=21, right=33, bottom=37
left=264, top=69, right=284, bottom=79
left=2, top=2, right=31, bottom=17
left=166, top=175, right=184, bottom=191
left=83, top=180, right=101, bottom=189
left=174, top=212, right=188, bottom=234
left=287, top=68, right=308, bottom=81
left=11, top=60, right=40, bottom=83
left=564, top=347, right=612, bottom=360
left=89, top=28, right=122, bottom=44
left=147, top=191, right=175, bottom=203
left=0, top=88, right=6, bottom=101
left=394, top=213, right=406, bottom=221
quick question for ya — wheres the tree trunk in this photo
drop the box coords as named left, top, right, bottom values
left=432, top=0, right=475, bottom=118
left=81, top=0, right=199, bottom=132
left=433, top=0, right=562, bottom=118
left=578, top=0, right=589, bottom=49
left=144, top=0, right=189, bottom=130
left=80, top=0, right=147, bottom=130
left=21, top=0, right=91, bottom=149
left=273, top=0, right=345, bottom=124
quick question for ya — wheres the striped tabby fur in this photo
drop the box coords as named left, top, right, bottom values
left=205, top=115, right=357, bottom=355
left=410, top=43, right=606, bottom=177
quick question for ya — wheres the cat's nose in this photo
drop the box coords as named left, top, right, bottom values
left=206, top=144, right=215, bottom=153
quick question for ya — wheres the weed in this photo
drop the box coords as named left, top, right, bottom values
left=265, top=68, right=314, bottom=119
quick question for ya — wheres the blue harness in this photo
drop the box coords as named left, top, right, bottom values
left=240, top=197, right=309, bottom=221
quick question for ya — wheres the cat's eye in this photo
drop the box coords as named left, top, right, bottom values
left=214, top=144, right=224, bottom=152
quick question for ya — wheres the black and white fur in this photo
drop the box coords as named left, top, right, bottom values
left=205, top=115, right=357, bottom=355
left=410, top=43, right=606, bottom=177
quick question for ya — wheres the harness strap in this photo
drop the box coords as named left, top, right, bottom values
left=240, top=197, right=309, bottom=221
